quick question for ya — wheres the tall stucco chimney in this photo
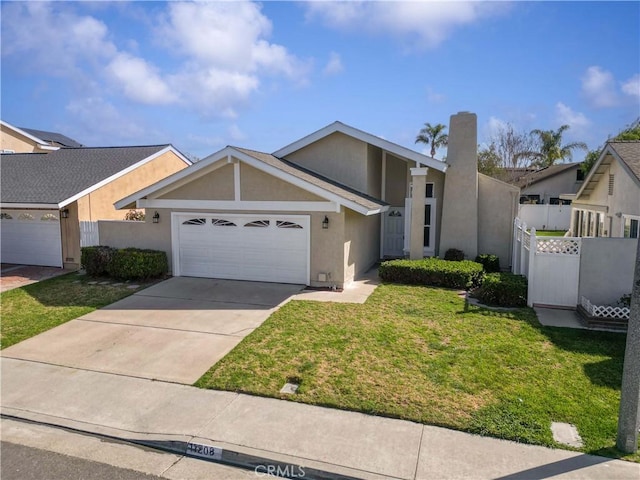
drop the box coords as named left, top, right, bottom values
left=439, top=112, right=478, bottom=259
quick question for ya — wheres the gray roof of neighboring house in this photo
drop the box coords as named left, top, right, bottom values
left=513, top=162, right=581, bottom=188
left=235, top=147, right=388, bottom=212
left=1, top=145, right=170, bottom=204
left=19, top=127, right=84, bottom=148
left=608, top=141, right=640, bottom=182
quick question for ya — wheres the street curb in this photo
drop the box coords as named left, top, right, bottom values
left=1, top=414, right=367, bottom=480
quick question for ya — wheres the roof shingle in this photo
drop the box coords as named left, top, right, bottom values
left=1, top=145, right=169, bottom=204
left=19, top=127, right=84, bottom=148
left=608, top=141, right=640, bottom=182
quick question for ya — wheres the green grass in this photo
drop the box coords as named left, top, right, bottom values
left=1, top=272, right=148, bottom=349
left=536, top=230, right=567, bottom=236
left=196, top=284, right=638, bottom=462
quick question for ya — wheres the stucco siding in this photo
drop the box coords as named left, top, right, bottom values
left=478, top=173, right=519, bottom=268
left=99, top=216, right=172, bottom=263
left=240, top=163, right=325, bottom=201
left=573, top=158, right=640, bottom=237
left=521, top=167, right=582, bottom=202
left=385, top=154, right=408, bottom=206
left=61, top=201, right=81, bottom=269
left=1, top=127, right=38, bottom=153
left=79, top=150, right=188, bottom=221
left=344, top=209, right=379, bottom=285
left=366, top=145, right=382, bottom=199
left=159, top=162, right=234, bottom=201
left=428, top=170, right=446, bottom=256
left=284, top=132, right=368, bottom=193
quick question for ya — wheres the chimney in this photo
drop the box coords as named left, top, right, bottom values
left=439, top=112, right=479, bottom=259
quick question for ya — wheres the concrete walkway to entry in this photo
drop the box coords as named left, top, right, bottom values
left=1, top=277, right=304, bottom=384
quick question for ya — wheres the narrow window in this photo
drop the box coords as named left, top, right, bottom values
left=211, top=219, right=236, bottom=227
left=245, top=220, right=270, bottom=227
left=182, top=218, right=206, bottom=225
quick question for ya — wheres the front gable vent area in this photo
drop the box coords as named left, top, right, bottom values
left=608, top=174, right=614, bottom=195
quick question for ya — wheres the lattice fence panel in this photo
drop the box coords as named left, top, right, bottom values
left=537, top=238, right=581, bottom=255
left=581, top=296, right=630, bottom=320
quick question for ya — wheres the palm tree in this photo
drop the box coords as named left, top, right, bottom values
left=526, top=125, right=588, bottom=168
left=415, top=122, right=448, bottom=158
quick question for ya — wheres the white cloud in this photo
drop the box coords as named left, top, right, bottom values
left=581, top=66, right=618, bottom=108
left=106, top=53, right=176, bottom=105
left=305, top=1, right=510, bottom=49
left=622, top=74, right=640, bottom=98
left=3, top=1, right=310, bottom=121
left=65, top=97, right=147, bottom=144
left=323, top=52, right=344, bottom=76
left=1, top=2, right=116, bottom=76
left=555, top=102, right=590, bottom=131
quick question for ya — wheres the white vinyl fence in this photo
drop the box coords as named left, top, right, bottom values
left=512, top=218, right=581, bottom=308
left=517, top=204, right=571, bottom=231
left=80, top=221, right=100, bottom=247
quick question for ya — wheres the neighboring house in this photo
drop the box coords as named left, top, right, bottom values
left=569, top=141, right=640, bottom=239
left=0, top=120, right=83, bottom=153
left=1, top=145, right=191, bottom=268
left=514, top=162, right=584, bottom=205
left=102, top=112, right=519, bottom=288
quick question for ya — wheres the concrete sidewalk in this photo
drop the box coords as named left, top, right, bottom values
left=2, top=358, right=637, bottom=480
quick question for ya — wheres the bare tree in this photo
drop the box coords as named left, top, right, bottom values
left=478, top=123, right=537, bottom=182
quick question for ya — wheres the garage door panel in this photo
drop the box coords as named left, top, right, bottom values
left=1, top=211, right=63, bottom=267
left=176, top=213, right=308, bottom=284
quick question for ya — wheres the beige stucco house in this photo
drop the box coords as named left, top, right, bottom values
left=569, top=141, right=640, bottom=239
left=1, top=120, right=83, bottom=153
left=515, top=162, right=584, bottom=205
left=1, top=145, right=191, bottom=269
left=102, top=112, right=519, bottom=288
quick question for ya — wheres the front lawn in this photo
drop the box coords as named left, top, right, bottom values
left=1, top=273, right=147, bottom=349
left=196, top=284, right=638, bottom=462
left=536, top=230, right=567, bottom=236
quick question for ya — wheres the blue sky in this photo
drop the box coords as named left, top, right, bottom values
left=2, top=1, right=639, bottom=161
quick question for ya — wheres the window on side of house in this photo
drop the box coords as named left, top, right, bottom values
left=623, top=215, right=639, bottom=239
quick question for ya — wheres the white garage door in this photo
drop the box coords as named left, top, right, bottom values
left=174, top=213, right=309, bottom=284
left=1, top=210, right=63, bottom=267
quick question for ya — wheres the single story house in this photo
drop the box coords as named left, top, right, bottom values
left=1, top=120, right=83, bottom=153
left=568, top=141, right=640, bottom=239
left=514, top=162, right=584, bottom=205
left=102, top=112, right=519, bottom=288
left=1, top=145, right=191, bottom=268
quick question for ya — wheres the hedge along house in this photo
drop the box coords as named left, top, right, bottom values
left=0, top=145, right=191, bottom=269
left=104, top=112, right=519, bottom=288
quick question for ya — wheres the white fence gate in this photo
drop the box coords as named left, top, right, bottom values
left=512, top=218, right=581, bottom=308
left=80, top=221, right=100, bottom=247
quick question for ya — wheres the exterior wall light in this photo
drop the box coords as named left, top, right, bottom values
left=152, top=211, right=160, bottom=224
left=322, top=215, right=329, bottom=229
left=61, top=208, right=69, bottom=219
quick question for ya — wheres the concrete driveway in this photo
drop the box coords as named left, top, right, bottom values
left=1, top=277, right=303, bottom=384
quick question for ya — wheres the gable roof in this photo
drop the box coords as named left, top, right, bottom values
left=576, top=140, right=640, bottom=199
left=1, top=120, right=59, bottom=151
left=19, top=127, right=83, bottom=148
left=1, top=145, right=191, bottom=208
left=115, top=146, right=388, bottom=216
left=512, top=162, right=581, bottom=188
left=273, top=121, right=448, bottom=173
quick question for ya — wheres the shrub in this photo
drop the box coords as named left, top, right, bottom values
left=444, top=248, right=465, bottom=261
left=124, top=209, right=145, bottom=221
left=473, top=272, right=527, bottom=307
left=106, top=248, right=168, bottom=280
left=475, top=254, right=501, bottom=273
left=379, top=258, right=484, bottom=290
left=80, top=246, right=116, bottom=276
